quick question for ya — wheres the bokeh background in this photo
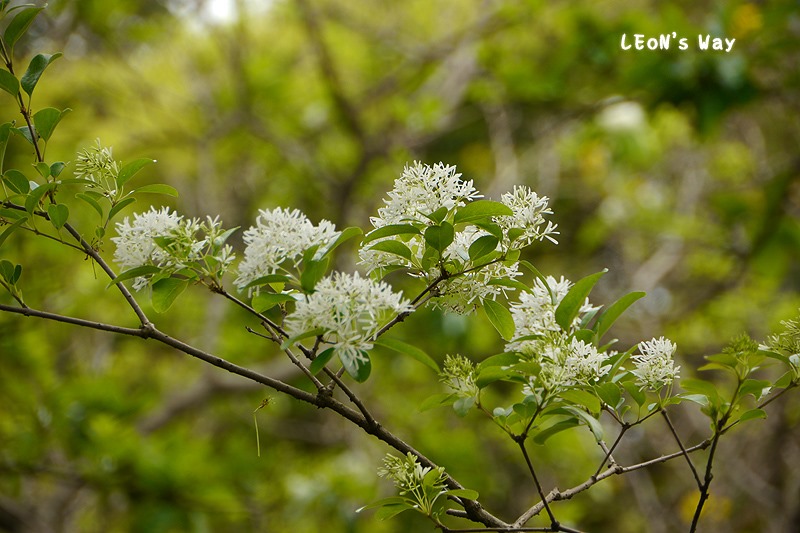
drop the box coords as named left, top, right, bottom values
left=1, top=0, right=799, bottom=531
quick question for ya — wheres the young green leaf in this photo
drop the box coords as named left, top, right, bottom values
left=107, top=265, right=162, bottom=288
left=342, top=352, right=372, bottom=382
left=130, top=183, right=178, bottom=197
left=151, top=277, right=189, bottom=313
left=483, top=298, right=515, bottom=341
left=33, top=107, right=69, bottom=143
left=0, top=70, right=19, bottom=97
left=375, top=338, right=439, bottom=372
left=362, top=224, right=420, bottom=244
left=20, top=52, right=62, bottom=97
left=533, top=419, right=580, bottom=445
left=251, top=292, right=295, bottom=313
left=24, top=182, right=55, bottom=214
left=76, top=193, right=104, bottom=220
left=46, top=203, right=68, bottom=229
left=424, top=222, right=454, bottom=253
left=468, top=234, right=499, bottom=261
left=116, top=158, right=156, bottom=188
left=367, top=239, right=413, bottom=261
left=454, top=200, right=513, bottom=224
left=555, top=269, right=607, bottom=330
left=3, top=7, right=44, bottom=56
left=107, top=197, right=137, bottom=221
left=0, top=216, right=27, bottom=248
left=300, top=257, right=328, bottom=293
left=419, top=392, right=457, bottom=412
left=594, top=291, right=646, bottom=340
left=309, top=347, right=336, bottom=375
left=445, top=488, right=479, bottom=500
left=3, top=169, right=29, bottom=194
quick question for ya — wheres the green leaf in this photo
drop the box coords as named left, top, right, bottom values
left=362, top=224, right=420, bottom=244
left=0, top=216, right=27, bottom=248
left=242, top=274, right=291, bottom=290
left=468, top=234, right=499, bottom=261
left=300, top=257, right=328, bottom=293
left=533, top=419, right=580, bottom=444
left=50, top=162, right=66, bottom=177
left=151, top=277, right=188, bottom=313
left=14, top=125, right=34, bottom=144
left=107, top=197, right=136, bottom=221
left=4, top=169, right=29, bottom=194
left=375, top=338, right=439, bottom=372
left=375, top=503, right=413, bottom=520
left=419, top=392, right=457, bottom=411
left=477, top=352, right=518, bottom=370
left=487, top=278, right=530, bottom=293
left=476, top=366, right=515, bottom=389
left=318, top=226, right=362, bottom=257
left=76, top=193, right=104, bottom=220
left=424, top=206, right=448, bottom=224
left=483, top=299, right=515, bottom=341
left=46, top=203, right=68, bottom=229
left=116, top=158, right=156, bottom=188
left=0, top=121, right=12, bottom=170
left=107, top=265, right=162, bottom=288
left=453, top=396, right=475, bottom=417
left=33, top=107, right=69, bottom=143
left=24, top=182, right=55, bottom=214
left=424, top=222, right=454, bottom=253
left=357, top=497, right=410, bottom=512
left=594, top=291, right=646, bottom=340
left=0, top=70, right=19, bottom=97
left=309, top=347, right=335, bottom=375
left=594, top=382, right=621, bottom=409
left=622, top=380, right=646, bottom=407
left=454, top=200, right=513, bottom=224
left=130, top=183, right=178, bottom=197
left=738, top=408, right=767, bottom=423
left=739, top=379, right=771, bottom=401
left=280, top=327, right=326, bottom=350
left=3, top=7, right=43, bottom=55
left=342, top=352, right=371, bottom=382
left=34, top=161, right=49, bottom=178
left=564, top=406, right=604, bottom=441
left=555, top=269, right=607, bottom=330
left=20, top=52, right=62, bottom=97
left=251, top=292, right=295, bottom=313
left=367, top=239, right=413, bottom=261
left=560, top=389, right=601, bottom=414
left=445, top=489, right=479, bottom=500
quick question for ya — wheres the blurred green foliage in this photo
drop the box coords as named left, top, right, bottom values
left=1, top=0, right=799, bottom=531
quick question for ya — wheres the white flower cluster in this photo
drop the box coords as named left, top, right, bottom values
left=440, top=354, right=479, bottom=399
left=286, top=272, right=413, bottom=368
left=371, top=161, right=481, bottom=228
left=632, top=337, right=680, bottom=390
left=498, top=186, right=559, bottom=247
left=430, top=226, right=521, bottom=314
left=361, top=163, right=560, bottom=315
left=505, top=276, right=594, bottom=355
left=112, top=208, right=234, bottom=290
left=505, top=276, right=608, bottom=392
left=74, top=139, right=120, bottom=196
left=235, top=208, right=339, bottom=291
left=378, top=452, right=447, bottom=495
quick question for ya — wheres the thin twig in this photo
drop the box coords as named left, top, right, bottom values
left=518, top=439, right=559, bottom=529
left=661, top=410, right=702, bottom=487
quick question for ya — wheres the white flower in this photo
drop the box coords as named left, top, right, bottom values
left=112, top=207, right=187, bottom=290
left=632, top=337, right=680, bottom=390
left=498, top=186, right=559, bottom=248
left=565, top=338, right=611, bottom=385
left=371, top=161, right=482, bottom=228
left=506, top=276, right=577, bottom=355
left=286, top=272, right=413, bottom=367
left=74, top=139, right=120, bottom=194
left=235, top=208, right=339, bottom=290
